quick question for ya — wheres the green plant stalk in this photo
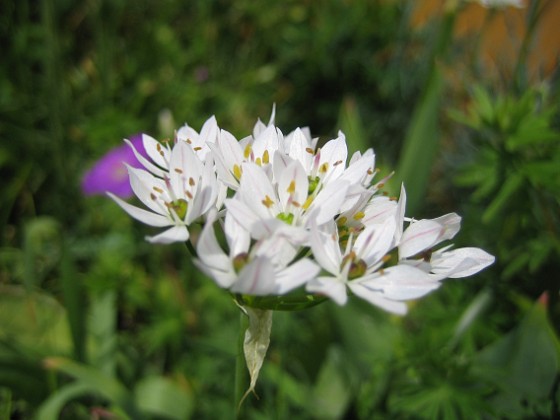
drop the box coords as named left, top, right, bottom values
left=234, top=310, right=249, bottom=419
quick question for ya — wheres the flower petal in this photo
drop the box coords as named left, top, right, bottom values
left=431, top=247, right=495, bottom=279
left=146, top=224, right=189, bottom=244
left=275, top=258, right=320, bottom=294
left=231, top=257, right=277, bottom=295
left=399, top=219, right=444, bottom=259
left=348, top=283, right=408, bottom=314
left=107, top=192, right=170, bottom=227
left=306, top=276, right=348, bottom=305
left=307, top=179, right=349, bottom=225
left=359, top=265, right=439, bottom=301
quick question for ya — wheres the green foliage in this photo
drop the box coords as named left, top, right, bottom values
left=451, top=86, right=560, bottom=292
left=1, top=0, right=559, bottom=418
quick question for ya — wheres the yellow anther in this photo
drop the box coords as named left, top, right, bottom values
left=319, top=162, right=329, bottom=173
left=333, top=160, right=343, bottom=166
left=186, top=139, right=192, bottom=144
left=153, top=187, right=164, bottom=194
left=243, top=144, right=252, bottom=159
left=287, top=180, right=296, bottom=194
left=189, top=177, right=195, bottom=186
left=150, top=193, right=157, bottom=200
left=389, top=196, right=397, bottom=201
left=186, top=191, right=193, bottom=199
left=367, top=168, right=374, bottom=175
left=233, top=164, right=242, bottom=180
left=382, top=255, right=392, bottom=263
left=353, top=211, right=365, bottom=221
left=193, top=146, right=202, bottom=151
left=255, top=157, right=262, bottom=166
left=291, top=201, right=301, bottom=207
left=305, top=147, right=314, bottom=154
left=262, top=195, right=274, bottom=208
left=302, top=196, right=314, bottom=210
left=174, top=168, right=183, bottom=174
left=337, top=216, right=348, bottom=226
left=262, top=150, right=270, bottom=164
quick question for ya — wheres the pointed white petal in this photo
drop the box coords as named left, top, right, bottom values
left=310, top=222, right=342, bottom=275
left=363, top=196, right=397, bottom=226
left=200, top=115, right=219, bottom=143
left=306, top=276, right=348, bottom=305
left=431, top=247, right=495, bottom=278
left=231, top=257, right=277, bottom=295
left=360, top=265, right=439, bottom=300
left=224, top=198, right=261, bottom=236
left=275, top=258, right=320, bottom=294
left=127, top=166, right=168, bottom=214
left=288, top=128, right=313, bottom=170
left=307, top=179, right=349, bottom=225
left=393, top=184, right=406, bottom=246
left=125, top=138, right=166, bottom=178
left=146, top=225, right=189, bottom=244
left=107, top=193, right=170, bottom=227
left=169, top=140, right=203, bottom=197
left=197, top=220, right=232, bottom=273
left=277, top=160, right=308, bottom=211
left=355, top=218, right=396, bottom=266
left=399, top=219, right=444, bottom=259
left=349, top=283, right=408, bottom=314
left=224, top=211, right=251, bottom=256
left=432, top=213, right=461, bottom=241
left=142, top=134, right=169, bottom=169
left=193, top=259, right=236, bottom=288
left=239, top=163, right=279, bottom=218
left=320, top=134, right=348, bottom=180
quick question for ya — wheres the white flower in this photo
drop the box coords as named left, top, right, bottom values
left=398, top=212, right=461, bottom=260
left=176, top=115, right=219, bottom=161
left=108, top=140, right=219, bottom=244
left=195, top=213, right=319, bottom=295
left=307, top=218, right=439, bottom=314
left=225, top=159, right=350, bottom=241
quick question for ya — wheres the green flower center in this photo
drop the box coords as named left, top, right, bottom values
left=233, top=253, right=249, bottom=273
left=308, top=176, right=320, bottom=195
left=342, top=252, right=367, bottom=280
left=277, top=212, right=294, bottom=225
left=170, top=199, right=188, bottom=219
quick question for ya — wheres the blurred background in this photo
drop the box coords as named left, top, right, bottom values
left=1, top=0, right=559, bottom=418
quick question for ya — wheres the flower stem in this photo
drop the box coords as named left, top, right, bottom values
left=234, top=310, right=248, bottom=419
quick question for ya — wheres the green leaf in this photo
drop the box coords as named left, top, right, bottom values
left=337, top=96, right=367, bottom=156
left=473, top=301, right=560, bottom=417
left=0, top=285, right=71, bottom=356
left=36, top=382, right=96, bottom=420
left=482, top=172, right=524, bottom=223
left=135, top=376, right=194, bottom=420
left=310, top=346, right=352, bottom=420
left=389, top=66, right=444, bottom=213
left=43, top=357, right=142, bottom=419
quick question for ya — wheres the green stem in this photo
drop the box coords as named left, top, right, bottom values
left=234, top=310, right=248, bottom=419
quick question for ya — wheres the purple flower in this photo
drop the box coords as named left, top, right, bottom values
left=82, top=134, right=148, bottom=198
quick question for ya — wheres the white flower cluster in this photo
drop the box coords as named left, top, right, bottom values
left=109, top=109, right=494, bottom=314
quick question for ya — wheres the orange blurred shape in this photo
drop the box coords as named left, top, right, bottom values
left=411, top=0, right=559, bottom=79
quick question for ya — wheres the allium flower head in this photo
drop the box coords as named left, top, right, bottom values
left=109, top=109, right=494, bottom=314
